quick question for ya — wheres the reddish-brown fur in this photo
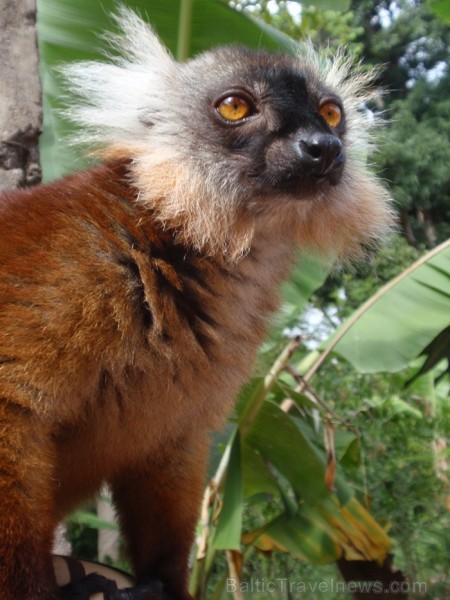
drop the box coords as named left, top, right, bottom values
left=0, top=160, right=296, bottom=599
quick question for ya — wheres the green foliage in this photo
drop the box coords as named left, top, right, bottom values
left=430, top=0, right=450, bottom=23
left=297, top=6, right=365, bottom=56
left=346, top=372, right=450, bottom=591
left=214, top=432, right=244, bottom=551
left=199, top=240, right=450, bottom=596
left=308, top=243, right=450, bottom=592
left=66, top=510, right=100, bottom=561
left=351, top=0, right=450, bottom=98
left=375, top=75, right=450, bottom=245
left=233, top=1, right=359, bottom=55
left=347, top=0, right=450, bottom=247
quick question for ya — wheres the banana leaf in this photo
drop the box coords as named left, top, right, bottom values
left=327, top=240, right=450, bottom=373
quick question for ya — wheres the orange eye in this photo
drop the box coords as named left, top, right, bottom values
left=216, top=96, right=251, bottom=122
left=319, top=102, right=342, bottom=128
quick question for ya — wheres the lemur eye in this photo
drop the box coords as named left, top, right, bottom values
left=319, top=101, right=342, bottom=128
left=216, top=96, right=251, bottom=122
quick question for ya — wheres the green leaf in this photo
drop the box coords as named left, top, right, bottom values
left=262, top=509, right=340, bottom=564
left=271, top=384, right=317, bottom=410
left=334, top=430, right=360, bottom=462
left=383, top=396, right=423, bottom=419
left=293, top=418, right=354, bottom=505
left=340, top=437, right=361, bottom=469
left=241, top=444, right=280, bottom=499
left=280, top=254, right=331, bottom=320
left=429, top=0, right=450, bottom=23
left=68, top=510, right=117, bottom=531
left=406, top=325, right=450, bottom=385
left=213, top=431, right=243, bottom=550
left=331, top=240, right=450, bottom=373
left=244, top=401, right=329, bottom=504
left=409, top=368, right=437, bottom=403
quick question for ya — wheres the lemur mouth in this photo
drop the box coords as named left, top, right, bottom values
left=275, top=174, right=337, bottom=198
left=312, top=164, right=344, bottom=186
left=246, top=165, right=343, bottom=199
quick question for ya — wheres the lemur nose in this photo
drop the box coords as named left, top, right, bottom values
left=298, top=133, right=343, bottom=176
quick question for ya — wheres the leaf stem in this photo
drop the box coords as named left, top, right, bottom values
left=177, top=0, right=193, bottom=61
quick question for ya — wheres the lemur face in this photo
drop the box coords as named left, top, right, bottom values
left=182, top=48, right=346, bottom=200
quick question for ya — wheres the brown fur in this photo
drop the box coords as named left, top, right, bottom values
left=0, top=160, right=298, bottom=599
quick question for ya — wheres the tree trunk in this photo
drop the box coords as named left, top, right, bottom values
left=0, top=0, right=42, bottom=191
left=417, top=208, right=437, bottom=247
left=399, top=210, right=416, bottom=246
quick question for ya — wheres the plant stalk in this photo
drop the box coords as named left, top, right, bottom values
left=177, top=0, right=193, bottom=61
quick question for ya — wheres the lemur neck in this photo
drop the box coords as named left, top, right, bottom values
left=127, top=154, right=298, bottom=262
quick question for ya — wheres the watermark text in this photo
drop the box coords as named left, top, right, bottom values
left=226, top=577, right=427, bottom=595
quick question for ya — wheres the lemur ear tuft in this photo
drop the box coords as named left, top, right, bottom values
left=107, top=5, right=176, bottom=71
left=58, top=6, right=179, bottom=153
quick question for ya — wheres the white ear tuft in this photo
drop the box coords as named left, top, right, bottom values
left=60, top=6, right=179, bottom=153
left=105, top=5, right=175, bottom=73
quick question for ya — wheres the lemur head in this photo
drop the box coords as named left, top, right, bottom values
left=62, top=6, right=392, bottom=261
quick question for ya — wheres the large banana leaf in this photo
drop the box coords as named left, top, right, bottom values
left=325, top=240, right=450, bottom=373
